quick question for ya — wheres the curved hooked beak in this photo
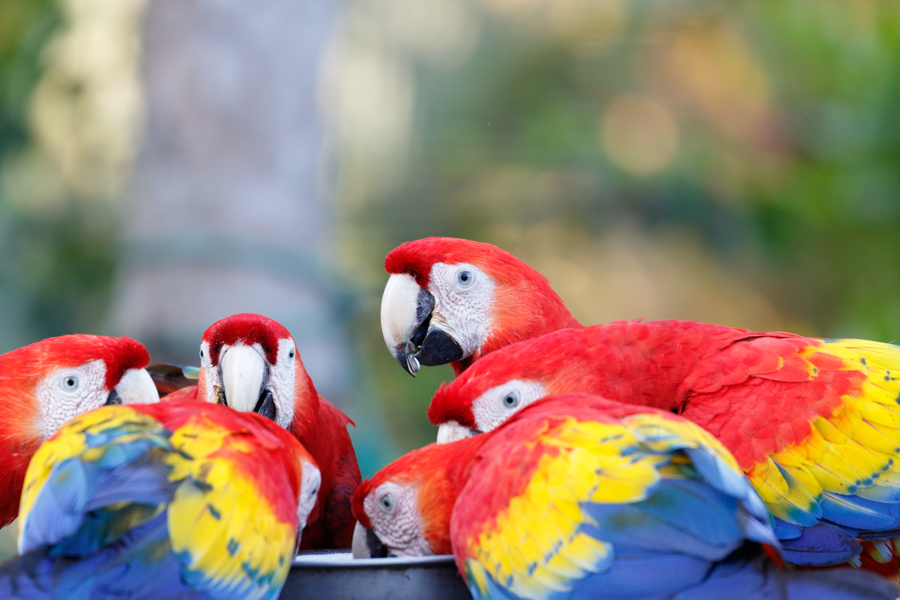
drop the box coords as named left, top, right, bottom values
left=381, top=274, right=464, bottom=377
left=218, top=345, right=276, bottom=421
left=107, top=368, right=158, bottom=405
left=352, top=522, right=391, bottom=559
left=436, top=421, right=481, bottom=444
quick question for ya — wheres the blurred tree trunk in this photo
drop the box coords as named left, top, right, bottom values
left=109, top=0, right=354, bottom=409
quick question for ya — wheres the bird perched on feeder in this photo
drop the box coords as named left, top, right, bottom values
left=353, top=394, right=899, bottom=600
left=186, top=313, right=361, bottom=550
left=0, top=334, right=157, bottom=527
left=0, top=399, right=320, bottom=600
left=380, top=237, right=580, bottom=377
left=426, top=319, right=900, bottom=572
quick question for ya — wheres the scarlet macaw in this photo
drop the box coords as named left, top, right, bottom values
left=426, top=319, right=900, bottom=570
left=163, top=313, right=361, bottom=549
left=0, top=399, right=320, bottom=599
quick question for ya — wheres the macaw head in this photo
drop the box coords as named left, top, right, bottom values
left=427, top=328, right=601, bottom=443
left=0, top=334, right=157, bottom=445
left=351, top=435, right=487, bottom=558
left=381, top=237, right=579, bottom=377
left=197, top=313, right=317, bottom=431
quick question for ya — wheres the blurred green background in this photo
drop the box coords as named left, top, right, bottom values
left=1, top=0, right=899, bottom=555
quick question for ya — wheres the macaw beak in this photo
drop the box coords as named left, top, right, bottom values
left=218, top=345, right=276, bottom=421
left=351, top=521, right=390, bottom=559
left=436, top=421, right=480, bottom=444
left=381, top=273, right=464, bottom=377
left=107, top=368, right=159, bottom=405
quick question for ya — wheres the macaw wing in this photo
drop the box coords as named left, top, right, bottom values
left=452, top=409, right=774, bottom=600
left=681, top=337, right=900, bottom=565
left=164, top=413, right=299, bottom=600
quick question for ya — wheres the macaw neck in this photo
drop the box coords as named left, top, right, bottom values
left=0, top=435, right=41, bottom=526
left=576, top=320, right=747, bottom=413
left=288, top=372, right=320, bottom=440
left=456, top=282, right=581, bottom=375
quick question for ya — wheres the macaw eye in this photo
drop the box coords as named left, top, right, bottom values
left=457, top=270, right=474, bottom=287
left=199, top=349, right=204, bottom=358
left=378, top=493, right=394, bottom=513
left=502, top=390, right=519, bottom=409
left=310, top=484, right=319, bottom=497
left=289, top=349, right=295, bottom=360
left=61, top=375, right=80, bottom=391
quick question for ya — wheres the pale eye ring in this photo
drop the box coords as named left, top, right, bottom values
left=289, top=349, right=295, bottom=359
left=502, top=390, right=519, bottom=409
left=457, top=270, right=474, bottom=287
left=378, top=493, right=394, bottom=513
left=61, top=375, right=80, bottom=391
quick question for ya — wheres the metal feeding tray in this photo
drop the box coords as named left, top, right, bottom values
left=283, top=551, right=471, bottom=599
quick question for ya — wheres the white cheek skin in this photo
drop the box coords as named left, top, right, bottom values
left=298, top=461, right=321, bottom=530
left=429, top=263, right=496, bottom=358
left=199, top=341, right=219, bottom=404
left=37, top=360, right=109, bottom=439
left=472, top=380, right=547, bottom=433
left=270, top=339, right=297, bottom=429
left=365, top=483, right=432, bottom=557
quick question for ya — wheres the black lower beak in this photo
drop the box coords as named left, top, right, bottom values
left=352, top=522, right=391, bottom=559
left=105, top=389, right=122, bottom=406
left=254, top=389, right=276, bottom=421
left=396, top=327, right=466, bottom=377
left=366, top=527, right=389, bottom=558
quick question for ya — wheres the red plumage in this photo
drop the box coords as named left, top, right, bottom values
left=0, top=334, right=151, bottom=526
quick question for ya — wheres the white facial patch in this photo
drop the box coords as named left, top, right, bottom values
left=269, top=338, right=298, bottom=429
left=37, top=359, right=110, bottom=439
left=298, top=460, right=321, bottom=531
left=428, top=263, right=496, bottom=358
left=364, top=481, right=431, bottom=557
left=199, top=340, right=218, bottom=404
left=381, top=273, right=422, bottom=353
left=471, top=379, right=548, bottom=433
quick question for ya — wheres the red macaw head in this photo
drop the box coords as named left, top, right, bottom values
left=0, top=334, right=157, bottom=444
left=381, top=237, right=579, bottom=377
left=427, top=327, right=603, bottom=443
left=351, top=435, right=487, bottom=558
left=197, top=313, right=318, bottom=431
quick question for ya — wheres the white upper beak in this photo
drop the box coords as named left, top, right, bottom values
left=436, top=421, right=476, bottom=444
left=116, top=368, right=159, bottom=404
left=381, top=273, right=423, bottom=358
left=220, top=344, right=267, bottom=412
